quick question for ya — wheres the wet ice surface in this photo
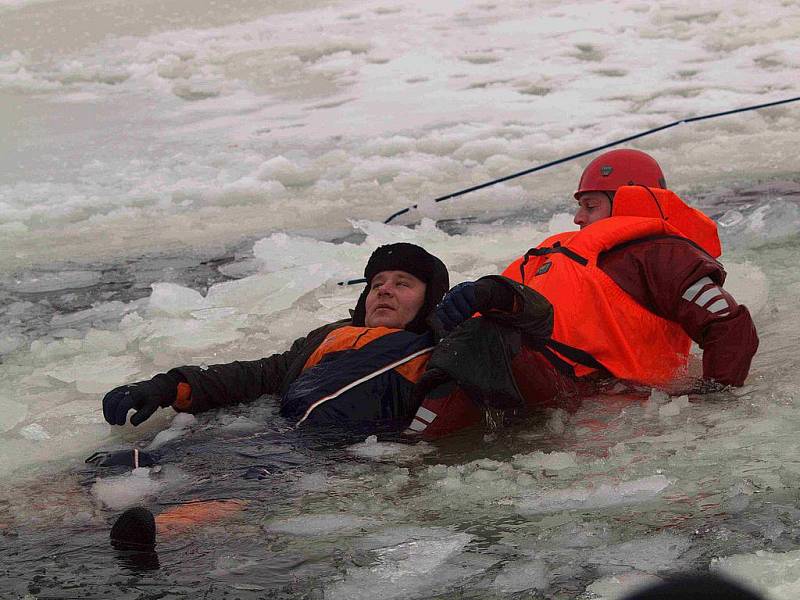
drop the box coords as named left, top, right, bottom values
left=3, top=0, right=800, bottom=597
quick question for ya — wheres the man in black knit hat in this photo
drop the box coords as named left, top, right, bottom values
left=101, top=243, right=452, bottom=432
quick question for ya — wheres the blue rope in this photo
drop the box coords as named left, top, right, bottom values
left=383, top=95, right=800, bottom=224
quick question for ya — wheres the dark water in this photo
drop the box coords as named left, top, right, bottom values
left=3, top=394, right=800, bottom=599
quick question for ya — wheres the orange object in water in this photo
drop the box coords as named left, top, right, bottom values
left=155, top=499, right=246, bottom=536
left=611, top=186, right=721, bottom=258
left=503, top=216, right=695, bottom=385
left=173, top=382, right=193, bottom=411
left=302, top=325, right=430, bottom=382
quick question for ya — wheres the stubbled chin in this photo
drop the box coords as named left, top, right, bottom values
left=365, top=311, right=404, bottom=329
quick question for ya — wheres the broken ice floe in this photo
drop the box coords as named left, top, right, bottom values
left=516, top=475, right=671, bottom=515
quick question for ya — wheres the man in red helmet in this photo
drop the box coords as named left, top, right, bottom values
left=572, top=148, right=667, bottom=228
left=409, top=149, right=758, bottom=438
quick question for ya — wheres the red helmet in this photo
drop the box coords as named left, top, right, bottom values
left=574, top=149, right=666, bottom=199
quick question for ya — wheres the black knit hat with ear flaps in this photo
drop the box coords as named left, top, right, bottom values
left=351, top=243, right=449, bottom=334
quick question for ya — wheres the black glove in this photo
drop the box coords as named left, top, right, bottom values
left=434, top=278, right=515, bottom=332
left=102, top=373, right=181, bottom=426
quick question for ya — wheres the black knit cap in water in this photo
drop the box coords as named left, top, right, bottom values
left=352, top=243, right=449, bottom=334
left=110, top=506, right=156, bottom=550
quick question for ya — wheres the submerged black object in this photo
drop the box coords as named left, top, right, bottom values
left=103, top=373, right=181, bottom=426
left=110, top=506, right=157, bottom=550
left=619, top=573, right=765, bottom=600
left=86, top=448, right=159, bottom=468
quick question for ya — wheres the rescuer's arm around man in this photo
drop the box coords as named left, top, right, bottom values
left=434, top=275, right=553, bottom=338
left=435, top=240, right=758, bottom=390
left=598, top=236, right=759, bottom=388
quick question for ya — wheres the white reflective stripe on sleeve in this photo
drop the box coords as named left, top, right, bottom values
left=706, top=298, right=730, bottom=314
left=294, top=346, right=435, bottom=427
left=415, top=406, right=438, bottom=423
left=694, top=287, right=722, bottom=308
left=681, top=276, right=714, bottom=302
left=408, top=418, right=428, bottom=432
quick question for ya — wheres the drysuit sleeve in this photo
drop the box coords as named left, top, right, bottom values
left=169, top=321, right=346, bottom=414
left=599, top=238, right=759, bottom=386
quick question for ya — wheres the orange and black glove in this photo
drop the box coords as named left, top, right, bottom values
left=102, top=373, right=185, bottom=426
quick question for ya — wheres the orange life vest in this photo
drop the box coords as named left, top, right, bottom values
left=302, top=325, right=430, bottom=382
left=502, top=187, right=721, bottom=385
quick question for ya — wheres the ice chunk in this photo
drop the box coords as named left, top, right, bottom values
left=43, top=354, right=141, bottom=394
left=659, top=395, right=690, bottom=418
left=491, top=559, right=550, bottom=593
left=251, top=232, right=366, bottom=275
left=517, top=475, right=671, bottom=514
left=50, top=300, right=141, bottom=329
left=254, top=156, right=318, bottom=187
left=82, top=328, right=128, bottom=354
left=138, top=315, right=245, bottom=358
left=265, top=514, right=377, bottom=536
left=325, top=527, right=476, bottom=600
left=0, top=396, right=28, bottom=433
left=204, top=268, right=322, bottom=315
left=351, top=218, right=449, bottom=250
left=145, top=412, right=196, bottom=450
left=512, top=450, right=578, bottom=472
left=148, top=282, right=206, bottom=315
left=587, top=533, right=692, bottom=575
left=41, top=398, right=103, bottom=424
left=0, top=332, right=26, bottom=355
left=91, top=467, right=164, bottom=510
left=7, top=270, right=100, bottom=293
left=19, top=422, right=50, bottom=440
left=363, top=135, right=415, bottom=157
left=585, top=571, right=663, bottom=600
left=348, top=435, right=434, bottom=461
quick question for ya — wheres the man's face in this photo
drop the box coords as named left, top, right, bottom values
left=364, top=270, right=427, bottom=329
left=574, top=191, right=613, bottom=229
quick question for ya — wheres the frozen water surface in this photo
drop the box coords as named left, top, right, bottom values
left=1, top=0, right=800, bottom=597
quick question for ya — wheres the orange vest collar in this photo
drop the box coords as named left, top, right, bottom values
left=612, top=186, right=721, bottom=258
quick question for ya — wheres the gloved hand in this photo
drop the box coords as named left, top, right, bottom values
left=435, top=278, right=514, bottom=332
left=102, top=373, right=181, bottom=426
left=435, top=281, right=481, bottom=332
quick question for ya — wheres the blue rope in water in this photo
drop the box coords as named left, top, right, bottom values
left=383, top=94, right=800, bottom=224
